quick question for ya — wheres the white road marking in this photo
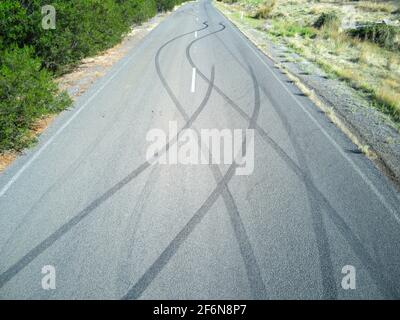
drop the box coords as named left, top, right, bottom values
left=195, top=31, right=198, bottom=38
left=191, top=68, right=197, bottom=93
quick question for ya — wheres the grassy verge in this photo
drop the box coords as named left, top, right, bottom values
left=215, top=0, right=400, bottom=126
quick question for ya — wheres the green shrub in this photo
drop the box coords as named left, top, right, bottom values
left=0, top=0, right=189, bottom=153
left=157, top=0, right=186, bottom=12
left=0, top=46, right=71, bottom=151
left=348, top=23, right=400, bottom=51
left=119, top=0, right=157, bottom=25
left=0, top=0, right=30, bottom=52
left=271, top=21, right=317, bottom=38
left=313, top=12, right=340, bottom=30
left=0, top=0, right=175, bottom=72
left=26, top=0, right=131, bottom=72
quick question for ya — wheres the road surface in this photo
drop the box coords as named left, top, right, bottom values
left=0, top=0, right=399, bottom=299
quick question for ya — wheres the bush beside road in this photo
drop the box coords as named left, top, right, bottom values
left=0, top=0, right=188, bottom=155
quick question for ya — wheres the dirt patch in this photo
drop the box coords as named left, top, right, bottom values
left=0, top=114, right=56, bottom=171
left=0, top=152, right=17, bottom=172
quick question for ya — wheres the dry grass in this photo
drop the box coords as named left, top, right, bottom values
left=356, top=1, right=397, bottom=13
left=217, top=0, right=400, bottom=123
left=310, top=4, right=326, bottom=15
left=217, top=0, right=388, bottom=158
left=251, top=0, right=276, bottom=19
left=386, top=54, right=399, bottom=71
left=357, top=42, right=386, bottom=67
left=270, top=1, right=400, bottom=122
left=376, top=86, right=400, bottom=117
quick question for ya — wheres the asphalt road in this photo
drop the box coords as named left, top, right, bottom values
left=1, top=0, right=400, bottom=300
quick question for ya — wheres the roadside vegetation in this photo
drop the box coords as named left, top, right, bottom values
left=0, top=0, right=188, bottom=154
left=215, top=0, right=400, bottom=125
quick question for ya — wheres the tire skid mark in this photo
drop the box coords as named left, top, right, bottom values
left=155, top=22, right=209, bottom=119
left=151, top=21, right=267, bottom=299
left=206, top=68, right=266, bottom=299
left=122, top=162, right=238, bottom=300
left=211, top=30, right=337, bottom=299
left=117, top=165, right=161, bottom=289
left=0, top=161, right=150, bottom=289
left=0, top=87, right=143, bottom=259
left=0, top=23, right=214, bottom=291
left=123, top=64, right=261, bottom=301
left=193, top=3, right=399, bottom=299
left=259, top=128, right=400, bottom=299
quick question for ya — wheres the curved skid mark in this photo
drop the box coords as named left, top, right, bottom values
left=122, top=163, right=238, bottom=300
left=214, top=0, right=400, bottom=222
left=155, top=21, right=209, bottom=119
left=188, top=18, right=398, bottom=297
left=152, top=21, right=267, bottom=298
left=0, top=161, right=150, bottom=289
left=123, top=67, right=261, bottom=300
left=209, top=31, right=337, bottom=299
left=0, top=91, right=140, bottom=259
left=0, top=24, right=215, bottom=290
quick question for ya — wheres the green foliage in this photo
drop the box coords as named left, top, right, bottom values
left=0, top=0, right=159, bottom=72
left=348, top=23, right=400, bottom=51
left=0, top=0, right=188, bottom=153
left=0, top=46, right=71, bottom=151
left=160, top=0, right=188, bottom=11
left=313, top=12, right=340, bottom=30
left=0, top=1, right=29, bottom=51
left=119, top=0, right=158, bottom=25
left=271, top=21, right=317, bottom=38
left=1, top=0, right=187, bottom=71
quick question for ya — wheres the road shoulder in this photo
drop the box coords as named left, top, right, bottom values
left=214, top=1, right=400, bottom=188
